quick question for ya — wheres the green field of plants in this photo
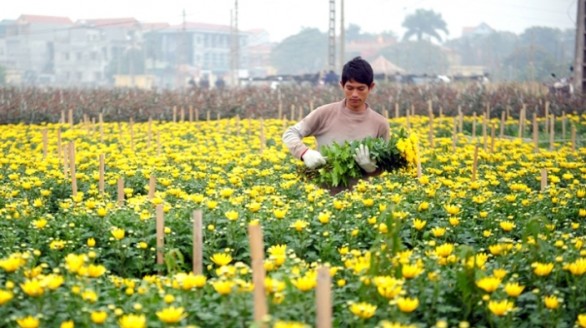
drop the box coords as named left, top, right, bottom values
left=0, top=86, right=585, bottom=328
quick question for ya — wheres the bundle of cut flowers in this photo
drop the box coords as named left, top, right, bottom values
left=301, top=128, right=419, bottom=187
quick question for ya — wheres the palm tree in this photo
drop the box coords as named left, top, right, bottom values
left=402, top=9, right=449, bottom=42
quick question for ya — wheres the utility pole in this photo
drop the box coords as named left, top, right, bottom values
left=339, top=0, right=345, bottom=72
left=574, top=0, right=585, bottom=94
left=230, top=0, right=240, bottom=87
left=328, top=0, right=336, bottom=71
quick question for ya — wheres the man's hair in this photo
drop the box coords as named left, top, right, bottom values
left=341, top=56, right=374, bottom=86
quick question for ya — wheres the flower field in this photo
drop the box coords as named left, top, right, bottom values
left=1, top=112, right=586, bottom=328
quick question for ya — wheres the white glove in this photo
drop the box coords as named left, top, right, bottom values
left=354, top=144, right=377, bottom=173
left=302, top=149, right=326, bottom=169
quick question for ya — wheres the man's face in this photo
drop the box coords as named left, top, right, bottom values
left=341, top=79, right=374, bottom=111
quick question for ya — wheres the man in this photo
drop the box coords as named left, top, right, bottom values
left=282, top=56, right=389, bottom=176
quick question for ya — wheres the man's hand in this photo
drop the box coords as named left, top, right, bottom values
left=302, top=149, right=326, bottom=169
left=354, top=144, right=377, bottom=173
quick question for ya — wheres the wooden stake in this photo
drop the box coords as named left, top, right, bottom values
left=458, top=106, right=463, bottom=133
left=156, top=204, right=165, bottom=265
left=68, top=109, right=74, bottom=127
left=452, top=117, right=457, bottom=152
left=499, top=111, right=506, bottom=138
left=192, top=210, right=203, bottom=274
left=99, top=154, right=105, bottom=196
left=394, top=102, right=399, bottom=118
left=482, top=112, right=487, bottom=150
left=248, top=224, right=268, bottom=325
left=490, top=122, right=496, bottom=153
left=173, top=106, right=177, bottom=123
left=540, top=168, right=547, bottom=192
left=117, top=177, right=124, bottom=205
left=518, top=104, right=526, bottom=140
left=206, top=110, right=210, bottom=122
left=549, top=115, right=555, bottom=151
left=562, top=111, right=567, bottom=139
left=316, top=266, right=332, bottom=328
left=69, top=142, right=77, bottom=197
left=180, top=107, right=185, bottom=122
left=532, top=113, right=539, bottom=153
left=290, top=105, right=295, bottom=122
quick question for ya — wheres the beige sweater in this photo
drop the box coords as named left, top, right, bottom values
left=282, top=99, right=390, bottom=159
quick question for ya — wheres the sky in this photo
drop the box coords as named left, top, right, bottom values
left=2, top=0, right=578, bottom=42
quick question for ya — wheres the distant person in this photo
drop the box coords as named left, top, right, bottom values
left=323, top=70, right=339, bottom=86
left=215, top=77, right=226, bottom=89
left=282, top=56, right=389, bottom=192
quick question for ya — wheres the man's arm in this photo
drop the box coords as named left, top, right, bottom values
left=282, top=122, right=309, bottom=159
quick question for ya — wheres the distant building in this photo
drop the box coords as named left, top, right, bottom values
left=0, top=14, right=274, bottom=88
left=461, top=23, right=495, bottom=38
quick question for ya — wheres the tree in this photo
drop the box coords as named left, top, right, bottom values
left=402, top=9, right=449, bottom=43
left=270, top=28, right=328, bottom=75
left=381, top=40, right=449, bottom=75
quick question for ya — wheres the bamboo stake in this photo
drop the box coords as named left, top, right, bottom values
left=69, top=142, right=77, bottom=197
left=518, top=104, right=526, bottom=140
left=544, top=101, right=550, bottom=136
left=192, top=210, right=203, bottom=275
left=148, top=175, right=156, bottom=200
left=452, top=117, right=457, bottom=152
left=532, top=113, right=539, bottom=153
left=156, top=204, right=165, bottom=265
left=458, top=106, right=463, bottom=133
left=316, top=266, right=332, bottom=328
left=68, top=109, right=74, bottom=128
left=248, top=224, right=268, bottom=326
left=562, top=111, right=567, bottom=139
left=278, top=100, right=283, bottom=120
left=490, top=122, right=496, bottom=153
left=482, top=111, right=487, bottom=151
left=99, top=154, right=105, bottom=196
left=541, top=168, right=548, bottom=192
left=499, top=111, right=505, bottom=138
left=549, top=115, right=555, bottom=151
